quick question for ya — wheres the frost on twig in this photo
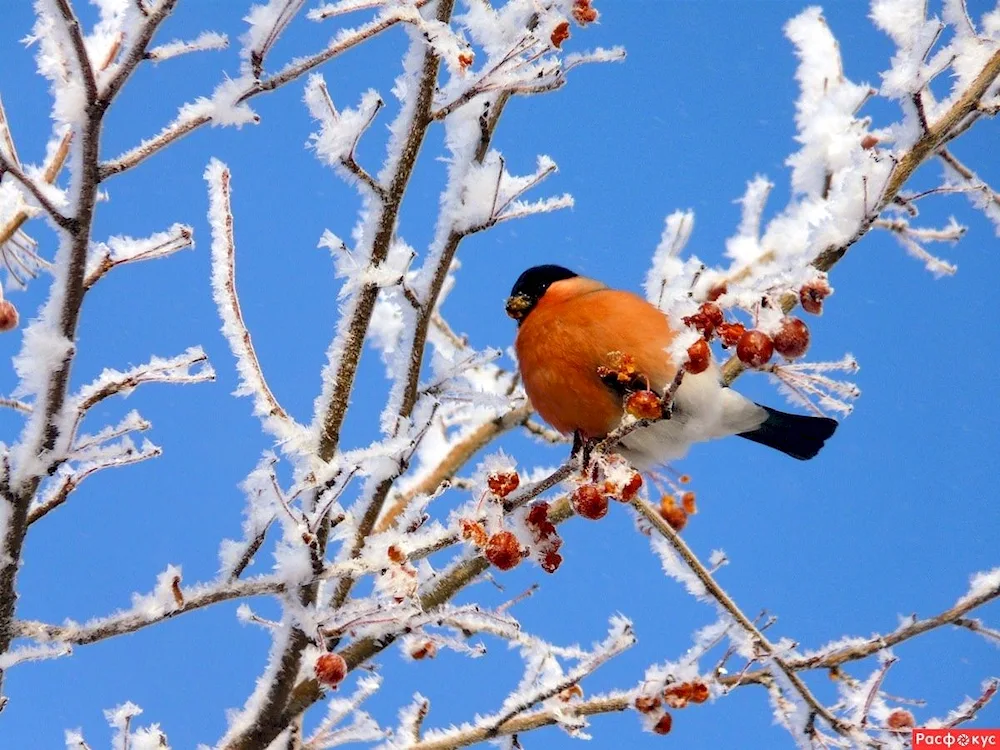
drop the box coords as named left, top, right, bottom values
left=205, top=159, right=309, bottom=453
left=303, top=675, right=385, bottom=749
left=146, top=31, right=229, bottom=62
left=85, top=222, right=194, bottom=289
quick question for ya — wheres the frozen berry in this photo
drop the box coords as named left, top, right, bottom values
left=315, top=652, right=347, bottom=687
left=860, top=134, right=879, bottom=150
left=0, top=301, right=18, bottom=332
left=487, top=470, right=520, bottom=498
left=550, top=21, right=571, bottom=48
left=626, top=390, right=663, bottom=420
left=527, top=502, right=557, bottom=538
left=621, top=472, right=643, bottom=501
left=634, top=695, right=662, bottom=714
left=736, top=330, right=774, bottom=368
left=485, top=531, right=523, bottom=571
left=387, top=545, right=406, bottom=564
left=685, top=339, right=711, bottom=374
left=652, top=712, right=673, bottom=735
left=717, top=322, right=745, bottom=348
left=772, top=317, right=810, bottom=359
left=572, top=484, right=609, bottom=520
left=799, top=280, right=830, bottom=315
left=457, top=51, right=474, bottom=70
left=886, top=709, right=915, bottom=730
left=700, top=303, right=724, bottom=330
left=681, top=491, right=697, bottom=515
left=659, top=496, right=688, bottom=532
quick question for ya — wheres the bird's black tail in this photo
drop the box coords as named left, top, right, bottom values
left=737, top=405, right=838, bottom=461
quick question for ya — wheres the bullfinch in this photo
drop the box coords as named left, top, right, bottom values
left=506, top=265, right=837, bottom=470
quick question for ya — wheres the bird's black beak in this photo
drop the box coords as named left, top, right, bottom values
left=505, top=293, right=533, bottom=321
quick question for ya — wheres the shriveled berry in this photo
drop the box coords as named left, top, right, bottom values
left=571, top=0, right=599, bottom=25
left=652, top=712, right=673, bottom=735
left=685, top=339, right=711, bottom=374
left=387, top=545, right=406, bottom=564
left=485, top=531, right=523, bottom=571
left=487, top=470, right=520, bottom=498
left=700, top=303, right=724, bottom=330
left=772, top=317, right=810, bottom=359
left=626, top=390, right=663, bottom=420
left=457, top=51, right=474, bottom=70
left=717, top=321, right=745, bottom=348
left=597, top=351, right=638, bottom=385
left=860, top=134, right=879, bottom=150
left=886, top=709, right=915, bottom=730
left=621, top=472, right=643, bottom=501
left=410, top=640, right=437, bottom=660
left=659, top=496, right=688, bottom=532
left=526, top=502, right=557, bottom=538
left=736, top=330, right=774, bottom=368
left=540, top=549, right=563, bottom=573
left=634, top=695, right=662, bottom=714
left=664, top=683, right=693, bottom=708
left=689, top=682, right=710, bottom=704
left=681, top=491, right=697, bottom=515
left=315, top=652, right=347, bottom=687
left=460, top=519, right=487, bottom=547
left=572, top=484, right=609, bottom=520
left=0, top=301, right=18, bottom=332
left=550, top=21, right=571, bottom=48
left=799, top=280, right=830, bottom=315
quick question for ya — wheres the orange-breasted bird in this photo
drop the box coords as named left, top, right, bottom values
left=506, top=265, right=837, bottom=469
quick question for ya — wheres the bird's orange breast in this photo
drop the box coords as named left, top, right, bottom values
left=515, top=284, right=677, bottom=438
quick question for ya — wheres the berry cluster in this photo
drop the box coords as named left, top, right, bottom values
left=634, top=679, right=711, bottom=736
left=570, top=456, right=643, bottom=521
left=681, top=277, right=832, bottom=371
left=658, top=491, right=696, bottom=532
left=526, top=501, right=564, bottom=573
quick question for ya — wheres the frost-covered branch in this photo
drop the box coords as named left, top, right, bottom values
left=84, top=222, right=194, bottom=289
left=205, top=160, right=306, bottom=449
left=0, top=151, right=72, bottom=229
left=145, top=31, right=229, bottom=62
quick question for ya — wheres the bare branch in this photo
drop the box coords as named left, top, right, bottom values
left=0, top=152, right=72, bottom=230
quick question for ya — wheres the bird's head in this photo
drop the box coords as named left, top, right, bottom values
left=505, top=264, right=579, bottom=323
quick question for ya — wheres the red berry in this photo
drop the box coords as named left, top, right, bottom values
left=634, top=695, right=662, bottom=714
left=572, top=484, right=609, bottom=520
left=717, top=322, right=745, bottom=348
left=772, top=317, right=810, bottom=359
left=540, top=549, right=563, bottom=573
left=485, top=531, right=523, bottom=571
left=736, top=330, right=774, bottom=368
left=457, top=51, right=474, bottom=70
left=315, top=652, right=347, bottom=687
left=652, top=712, right=673, bottom=735
left=387, top=545, right=406, bottom=564
left=659, top=496, right=688, bottom=532
left=526, top=502, right=557, bottom=538
left=799, top=280, right=830, bottom=315
left=0, top=301, right=18, bottom=332
left=886, top=709, right=915, bottom=730
left=550, top=21, right=571, bottom=48
left=621, top=472, right=643, bottom=501
left=626, top=390, right=663, bottom=420
left=664, top=683, right=693, bottom=708
left=700, top=303, right=723, bottom=330
left=681, top=491, right=697, bottom=515
left=487, top=470, right=520, bottom=498
left=860, top=134, right=879, bottom=150
left=685, top=339, right=711, bottom=374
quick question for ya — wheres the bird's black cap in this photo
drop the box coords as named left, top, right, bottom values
left=505, top=265, right=578, bottom=322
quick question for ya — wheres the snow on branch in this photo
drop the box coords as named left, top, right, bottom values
left=85, top=222, right=194, bottom=289
left=205, top=159, right=309, bottom=452
left=74, top=347, right=215, bottom=413
left=305, top=76, right=385, bottom=196
left=303, top=675, right=385, bottom=749
left=145, top=30, right=229, bottom=62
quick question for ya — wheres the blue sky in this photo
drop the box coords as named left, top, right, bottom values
left=0, top=1, right=998, bottom=747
